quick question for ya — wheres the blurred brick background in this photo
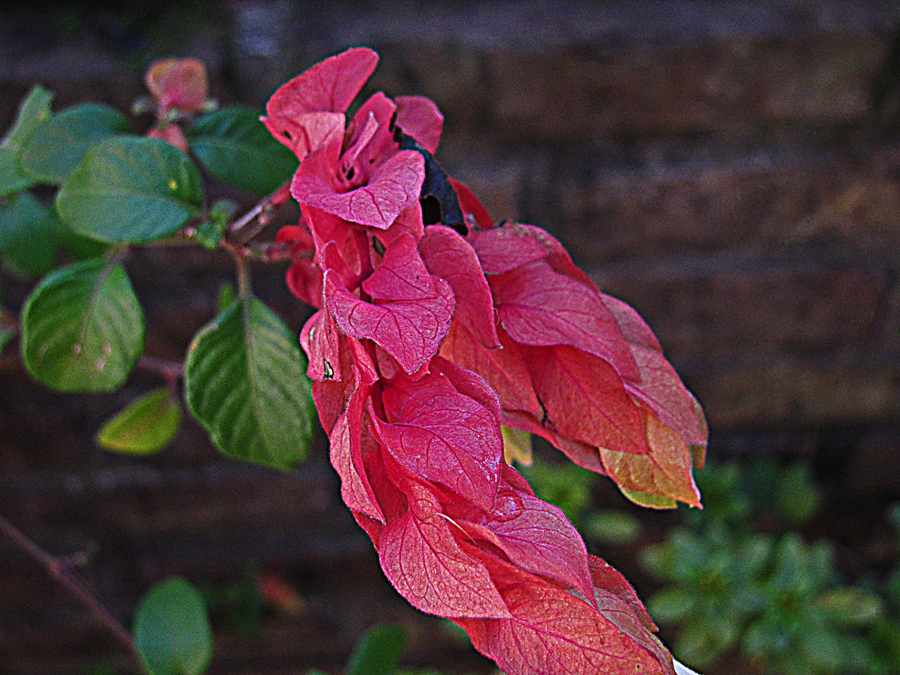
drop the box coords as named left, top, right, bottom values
left=3, top=1, right=900, bottom=673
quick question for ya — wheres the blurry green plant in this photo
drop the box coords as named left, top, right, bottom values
left=639, top=459, right=892, bottom=674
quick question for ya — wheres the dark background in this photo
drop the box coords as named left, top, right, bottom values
left=3, top=2, right=900, bottom=674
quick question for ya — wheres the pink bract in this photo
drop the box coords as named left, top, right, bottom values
left=269, top=46, right=706, bottom=675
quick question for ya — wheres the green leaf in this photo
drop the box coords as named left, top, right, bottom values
left=0, top=85, right=53, bottom=195
left=618, top=487, right=677, bottom=510
left=0, top=325, right=14, bottom=354
left=184, top=297, right=314, bottom=470
left=21, top=257, right=144, bottom=392
left=188, top=107, right=297, bottom=195
left=133, top=577, right=213, bottom=675
left=216, top=282, right=237, bottom=313
left=56, top=136, right=203, bottom=243
left=346, top=624, right=408, bottom=675
left=97, top=387, right=182, bottom=454
left=0, top=191, right=60, bottom=276
left=20, top=103, right=131, bottom=184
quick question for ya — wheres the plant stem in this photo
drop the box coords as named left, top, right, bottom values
left=137, top=355, right=183, bottom=387
left=0, top=513, right=142, bottom=665
left=227, top=180, right=291, bottom=242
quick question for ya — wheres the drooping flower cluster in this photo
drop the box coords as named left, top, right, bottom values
left=266, top=47, right=707, bottom=675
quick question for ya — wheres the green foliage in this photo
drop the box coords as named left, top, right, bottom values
left=184, top=298, right=315, bottom=471
left=20, top=257, right=145, bottom=392
left=682, top=456, right=821, bottom=531
left=346, top=624, right=408, bottom=675
left=0, top=191, right=60, bottom=277
left=19, top=103, right=131, bottom=184
left=133, top=577, right=213, bottom=675
left=188, top=107, right=298, bottom=196
left=0, top=190, right=106, bottom=277
left=0, top=85, right=53, bottom=195
left=640, top=460, right=891, bottom=674
left=96, top=387, right=182, bottom=454
left=192, top=199, right=237, bottom=250
left=56, top=136, right=204, bottom=243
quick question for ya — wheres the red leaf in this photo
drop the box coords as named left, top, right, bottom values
left=325, top=269, right=453, bottom=374
left=602, top=294, right=707, bottom=453
left=454, top=483, right=595, bottom=602
left=374, top=370, right=502, bottom=510
left=300, top=309, right=341, bottom=381
left=265, top=47, right=378, bottom=119
left=473, top=556, right=673, bottom=675
left=284, top=257, right=323, bottom=306
left=431, top=356, right=501, bottom=423
left=440, top=322, right=542, bottom=417
left=490, top=261, right=639, bottom=381
left=600, top=408, right=700, bottom=507
left=588, top=559, right=675, bottom=673
left=420, top=226, right=499, bottom=348
left=626, top=344, right=706, bottom=447
left=310, top=334, right=375, bottom=433
left=395, top=95, right=444, bottom=154
left=331, top=396, right=385, bottom=524
left=303, top=207, right=369, bottom=284
left=362, top=233, right=437, bottom=301
left=601, top=294, right=662, bottom=353
left=451, top=178, right=494, bottom=231
left=378, top=481, right=511, bottom=618
left=589, top=556, right=658, bottom=633
left=469, top=224, right=548, bottom=275
left=526, top=345, right=648, bottom=456
left=293, top=150, right=425, bottom=230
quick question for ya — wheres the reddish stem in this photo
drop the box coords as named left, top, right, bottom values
left=138, top=355, right=183, bottom=388
left=0, top=513, right=142, bottom=665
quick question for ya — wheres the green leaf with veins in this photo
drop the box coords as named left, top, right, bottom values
left=184, top=297, right=314, bottom=470
left=21, top=257, right=144, bottom=392
left=56, top=136, right=203, bottom=243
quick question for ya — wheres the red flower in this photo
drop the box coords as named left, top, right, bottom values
left=268, top=47, right=706, bottom=675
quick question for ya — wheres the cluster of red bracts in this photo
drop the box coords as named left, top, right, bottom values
left=265, top=47, right=706, bottom=675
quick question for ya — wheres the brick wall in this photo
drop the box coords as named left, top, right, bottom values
left=3, top=2, right=900, bottom=673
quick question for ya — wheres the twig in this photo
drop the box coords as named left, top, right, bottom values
left=227, top=180, right=292, bottom=241
left=0, top=513, right=142, bottom=665
left=137, top=355, right=183, bottom=385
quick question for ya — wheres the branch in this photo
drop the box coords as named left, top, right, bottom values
left=0, top=513, right=142, bottom=666
left=137, top=355, right=183, bottom=385
left=227, top=181, right=292, bottom=243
